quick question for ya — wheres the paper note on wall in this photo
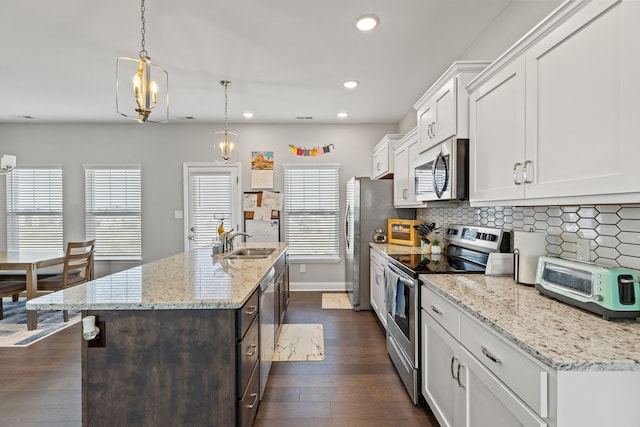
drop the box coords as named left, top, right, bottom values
left=261, top=191, right=283, bottom=211
left=243, top=193, right=259, bottom=211
left=254, top=206, right=272, bottom=221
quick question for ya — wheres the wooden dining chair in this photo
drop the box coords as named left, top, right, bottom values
left=0, top=280, right=26, bottom=320
left=37, top=239, right=96, bottom=322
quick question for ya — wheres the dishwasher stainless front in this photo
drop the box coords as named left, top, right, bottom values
left=259, top=267, right=276, bottom=398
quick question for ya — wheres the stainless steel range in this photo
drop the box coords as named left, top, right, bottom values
left=385, top=224, right=510, bottom=403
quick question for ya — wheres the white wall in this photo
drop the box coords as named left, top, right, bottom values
left=0, top=121, right=397, bottom=284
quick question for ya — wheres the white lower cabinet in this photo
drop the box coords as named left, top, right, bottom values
left=421, top=309, right=465, bottom=427
left=422, top=284, right=547, bottom=427
left=369, top=247, right=386, bottom=328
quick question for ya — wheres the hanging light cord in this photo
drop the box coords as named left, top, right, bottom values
left=222, top=80, right=231, bottom=135
left=139, top=0, right=148, bottom=60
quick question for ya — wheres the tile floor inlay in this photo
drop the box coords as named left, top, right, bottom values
left=273, top=324, right=324, bottom=361
left=321, top=293, right=352, bottom=309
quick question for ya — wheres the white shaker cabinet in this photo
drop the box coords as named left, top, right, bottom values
left=392, top=127, right=423, bottom=208
left=372, top=134, right=403, bottom=180
left=369, top=247, right=387, bottom=328
left=414, top=61, right=490, bottom=153
left=469, top=0, right=640, bottom=206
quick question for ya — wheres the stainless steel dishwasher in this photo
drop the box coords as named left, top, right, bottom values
left=259, top=267, right=276, bottom=398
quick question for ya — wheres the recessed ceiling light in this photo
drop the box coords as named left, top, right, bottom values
left=242, top=112, right=254, bottom=119
left=343, top=80, right=359, bottom=89
left=337, top=112, right=349, bottom=119
left=355, top=14, right=379, bottom=32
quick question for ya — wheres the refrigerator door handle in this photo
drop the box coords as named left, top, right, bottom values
left=344, top=205, right=351, bottom=249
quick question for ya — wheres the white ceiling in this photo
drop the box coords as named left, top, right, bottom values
left=1, top=0, right=546, bottom=125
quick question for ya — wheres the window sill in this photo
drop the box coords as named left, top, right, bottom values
left=287, top=255, right=341, bottom=264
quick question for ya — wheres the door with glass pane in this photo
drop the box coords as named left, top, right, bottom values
left=183, top=164, right=241, bottom=251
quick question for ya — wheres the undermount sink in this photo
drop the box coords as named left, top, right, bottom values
left=226, top=248, right=276, bottom=259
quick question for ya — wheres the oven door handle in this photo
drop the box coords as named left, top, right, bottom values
left=386, top=263, right=415, bottom=289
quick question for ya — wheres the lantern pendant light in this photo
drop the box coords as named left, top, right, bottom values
left=116, top=0, right=169, bottom=123
left=213, top=80, right=239, bottom=163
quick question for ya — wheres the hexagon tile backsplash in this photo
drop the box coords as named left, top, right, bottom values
left=417, top=204, right=640, bottom=270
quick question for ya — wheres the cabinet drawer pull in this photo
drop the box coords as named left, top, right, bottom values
left=523, top=160, right=533, bottom=184
left=456, top=362, right=465, bottom=389
left=481, top=346, right=502, bottom=364
left=513, top=163, right=522, bottom=185
left=450, top=356, right=458, bottom=380
left=402, top=189, right=407, bottom=199
left=431, top=305, right=443, bottom=315
left=246, top=345, right=257, bottom=357
left=244, top=306, right=257, bottom=316
left=247, top=392, right=259, bottom=409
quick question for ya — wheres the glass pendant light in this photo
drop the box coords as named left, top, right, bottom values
left=116, top=0, right=169, bottom=123
left=213, top=80, right=239, bottom=163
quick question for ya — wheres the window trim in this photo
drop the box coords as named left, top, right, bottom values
left=84, top=164, right=142, bottom=262
left=283, top=163, right=341, bottom=263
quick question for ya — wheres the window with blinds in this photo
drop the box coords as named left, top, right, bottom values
left=6, top=167, right=64, bottom=251
left=283, top=164, right=340, bottom=260
left=85, top=166, right=142, bottom=261
left=189, top=173, right=232, bottom=248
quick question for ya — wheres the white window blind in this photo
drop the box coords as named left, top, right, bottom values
left=189, top=172, right=232, bottom=248
left=283, top=164, right=340, bottom=259
left=85, top=166, right=141, bottom=261
left=6, top=167, right=64, bottom=251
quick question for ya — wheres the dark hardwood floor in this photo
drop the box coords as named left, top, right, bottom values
left=254, top=292, right=438, bottom=427
left=0, top=292, right=438, bottom=426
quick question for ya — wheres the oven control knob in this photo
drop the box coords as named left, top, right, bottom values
left=593, top=294, right=604, bottom=302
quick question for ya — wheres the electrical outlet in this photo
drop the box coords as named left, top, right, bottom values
left=576, top=238, right=590, bottom=261
left=300, top=264, right=306, bottom=273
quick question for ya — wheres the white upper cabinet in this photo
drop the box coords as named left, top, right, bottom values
left=469, top=0, right=640, bottom=206
left=392, top=128, right=423, bottom=208
left=414, top=61, right=491, bottom=153
left=372, top=134, right=403, bottom=179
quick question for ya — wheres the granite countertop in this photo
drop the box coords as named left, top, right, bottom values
left=421, top=274, right=640, bottom=372
left=370, top=242, right=424, bottom=255
left=26, top=242, right=288, bottom=311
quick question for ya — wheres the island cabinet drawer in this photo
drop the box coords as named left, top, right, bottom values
left=421, top=284, right=460, bottom=339
left=238, top=362, right=260, bottom=427
left=237, top=316, right=260, bottom=397
left=237, top=289, right=259, bottom=339
left=460, top=313, right=549, bottom=417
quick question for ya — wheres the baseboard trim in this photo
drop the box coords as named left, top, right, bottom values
left=290, top=282, right=346, bottom=292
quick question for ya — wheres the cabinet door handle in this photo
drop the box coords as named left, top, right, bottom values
left=513, top=163, right=522, bottom=185
left=456, top=362, right=465, bottom=389
left=402, top=189, right=407, bottom=199
left=431, top=122, right=436, bottom=137
left=377, top=162, right=380, bottom=171
left=246, top=345, right=257, bottom=357
left=247, top=393, right=259, bottom=409
left=245, top=306, right=257, bottom=316
left=523, top=160, right=533, bottom=184
left=481, top=346, right=502, bottom=364
left=450, top=356, right=458, bottom=380
left=431, top=305, right=443, bottom=315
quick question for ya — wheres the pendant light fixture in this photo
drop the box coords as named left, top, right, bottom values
left=116, top=0, right=169, bottom=123
left=213, top=80, right=239, bottom=163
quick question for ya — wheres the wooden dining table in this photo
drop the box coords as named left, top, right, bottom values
left=0, top=251, right=66, bottom=330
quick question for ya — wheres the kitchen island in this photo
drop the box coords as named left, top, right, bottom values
left=27, top=242, right=288, bottom=427
left=421, top=274, right=640, bottom=427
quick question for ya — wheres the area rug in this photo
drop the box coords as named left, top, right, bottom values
left=321, top=292, right=352, bottom=309
left=0, top=298, right=80, bottom=347
left=273, top=324, right=324, bottom=361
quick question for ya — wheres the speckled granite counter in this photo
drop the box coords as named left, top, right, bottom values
left=421, top=274, right=640, bottom=371
left=26, top=242, right=288, bottom=311
left=370, top=242, right=424, bottom=256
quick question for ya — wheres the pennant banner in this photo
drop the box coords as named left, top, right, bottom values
left=289, top=144, right=334, bottom=156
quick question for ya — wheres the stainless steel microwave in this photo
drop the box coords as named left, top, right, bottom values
left=414, top=138, right=469, bottom=202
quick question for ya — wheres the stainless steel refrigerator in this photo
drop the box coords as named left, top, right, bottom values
left=345, top=177, right=415, bottom=310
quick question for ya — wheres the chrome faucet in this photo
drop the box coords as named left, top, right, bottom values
left=222, top=231, right=252, bottom=253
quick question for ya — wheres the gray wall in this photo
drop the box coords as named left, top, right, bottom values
left=0, top=122, right=397, bottom=287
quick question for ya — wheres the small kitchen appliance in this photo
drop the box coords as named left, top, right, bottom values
left=414, top=138, right=468, bottom=202
left=535, top=256, right=640, bottom=320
